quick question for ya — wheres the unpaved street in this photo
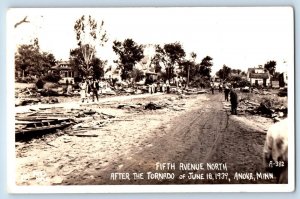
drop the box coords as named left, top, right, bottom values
left=16, top=92, right=276, bottom=185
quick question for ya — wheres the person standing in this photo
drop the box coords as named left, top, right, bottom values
left=65, top=79, right=69, bottom=93
left=148, top=83, right=153, bottom=94
left=67, top=83, right=73, bottom=95
left=211, top=82, right=214, bottom=94
left=157, top=81, right=161, bottom=92
left=230, top=87, right=238, bottom=115
left=166, top=80, right=170, bottom=93
left=224, top=83, right=230, bottom=101
left=79, top=80, right=87, bottom=103
left=162, top=81, right=166, bottom=93
left=174, top=76, right=179, bottom=88
left=219, top=84, right=223, bottom=93
left=86, top=80, right=92, bottom=103
left=153, top=81, right=157, bottom=93
left=92, top=79, right=99, bottom=102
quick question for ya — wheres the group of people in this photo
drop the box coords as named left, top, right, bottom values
left=79, top=79, right=101, bottom=103
left=148, top=80, right=170, bottom=94
left=211, top=82, right=238, bottom=115
left=174, top=76, right=186, bottom=88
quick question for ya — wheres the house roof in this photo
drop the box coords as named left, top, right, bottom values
left=51, top=61, right=72, bottom=70
left=249, top=73, right=269, bottom=79
left=51, top=66, right=72, bottom=70
left=247, top=67, right=266, bottom=73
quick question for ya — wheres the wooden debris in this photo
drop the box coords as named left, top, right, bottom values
left=145, top=102, right=162, bottom=110
left=100, top=112, right=116, bottom=118
left=110, top=119, right=134, bottom=122
left=75, top=134, right=98, bottom=137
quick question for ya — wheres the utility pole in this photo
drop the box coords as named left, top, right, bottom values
left=187, top=52, right=197, bottom=89
left=187, top=64, right=190, bottom=89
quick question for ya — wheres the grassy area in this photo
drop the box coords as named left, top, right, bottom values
left=15, top=82, right=36, bottom=90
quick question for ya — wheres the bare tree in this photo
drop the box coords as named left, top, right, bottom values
left=74, top=15, right=108, bottom=77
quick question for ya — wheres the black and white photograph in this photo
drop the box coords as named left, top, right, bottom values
left=7, top=7, right=294, bottom=192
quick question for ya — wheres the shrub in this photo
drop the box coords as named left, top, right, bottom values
left=16, top=76, right=37, bottom=83
left=36, top=79, right=45, bottom=89
left=237, top=79, right=251, bottom=87
left=43, top=74, right=61, bottom=83
left=74, top=76, right=83, bottom=83
left=191, top=76, right=210, bottom=88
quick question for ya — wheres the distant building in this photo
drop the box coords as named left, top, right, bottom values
left=271, top=81, right=280, bottom=88
left=50, top=61, right=75, bottom=84
left=104, top=68, right=122, bottom=82
left=211, top=75, right=221, bottom=82
left=211, top=75, right=222, bottom=87
left=247, top=67, right=271, bottom=87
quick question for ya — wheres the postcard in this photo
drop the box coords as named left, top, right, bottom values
left=7, top=7, right=294, bottom=193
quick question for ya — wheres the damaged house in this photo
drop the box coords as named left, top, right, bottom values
left=247, top=66, right=271, bottom=87
left=50, top=61, right=75, bottom=84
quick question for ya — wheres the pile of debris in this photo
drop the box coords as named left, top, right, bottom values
left=144, top=102, right=162, bottom=110
left=116, top=96, right=186, bottom=112
left=15, top=115, right=74, bottom=141
left=117, top=103, right=143, bottom=109
left=238, top=98, right=287, bottom=121
left=15, top=107, right=117, bottom=141
left=15, top=87, right=37, bottom=98
left=15, top=86, right=64, bottom=106
left=182, top=88, right=207, bottom=95
left=277, top=87, right=288, bottom=97
left=15, top=97, right=59, bottom=106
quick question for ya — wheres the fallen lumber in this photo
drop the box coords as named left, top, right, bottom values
left=83, top=110, right=97, bottom=115
left=246, top=101, right=260, bottom=106
left=110, top=119, right=134, bottom=122
left=101, top=112, right=116, bottom=118
left=75, top=134, right=98, bottom=137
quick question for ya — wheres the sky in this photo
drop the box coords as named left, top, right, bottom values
left=8, top=7, right=294, bottom=74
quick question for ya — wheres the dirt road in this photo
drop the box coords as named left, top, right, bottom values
left=63, top=93, right=274, bottom=185
left=16, top=92, right=276, bottom=185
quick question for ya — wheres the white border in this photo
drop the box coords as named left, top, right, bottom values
left=7, top=7, right=295, bottom=193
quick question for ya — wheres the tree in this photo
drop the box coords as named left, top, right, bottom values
left=216, top=64, right=232, bottom=81
left=91, top=57, right=106, bottom=80
left=186, top=52, right=197, bottom=88
left=151, top=53, right=163, bottom=73
left=69, top=47, right=85, bottom=78
left=232, top=69, right=241, bottom=75
left=69, top=47, right=106, bottom=79
left=179, top=60, right=193, bottom=77
left=74, top=15, right=108, bottom=77
left=272, top=72, right=281, bottom=81
left=199, top=56, right=213, bottom=78
left=112, top=38, right=144, bottom=80
left=179, top=53, right=199, bottom=88
left=15, top=44, right=36, bottom=78
left=155, top=42, right=186, bottom=81
left=15, top=38, right=56, bottom=78
left=130, top=68, right=145, bottom=82
left=264, top=60, right=276, bottom=76
left=240, top=71, right=247, bottom=76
